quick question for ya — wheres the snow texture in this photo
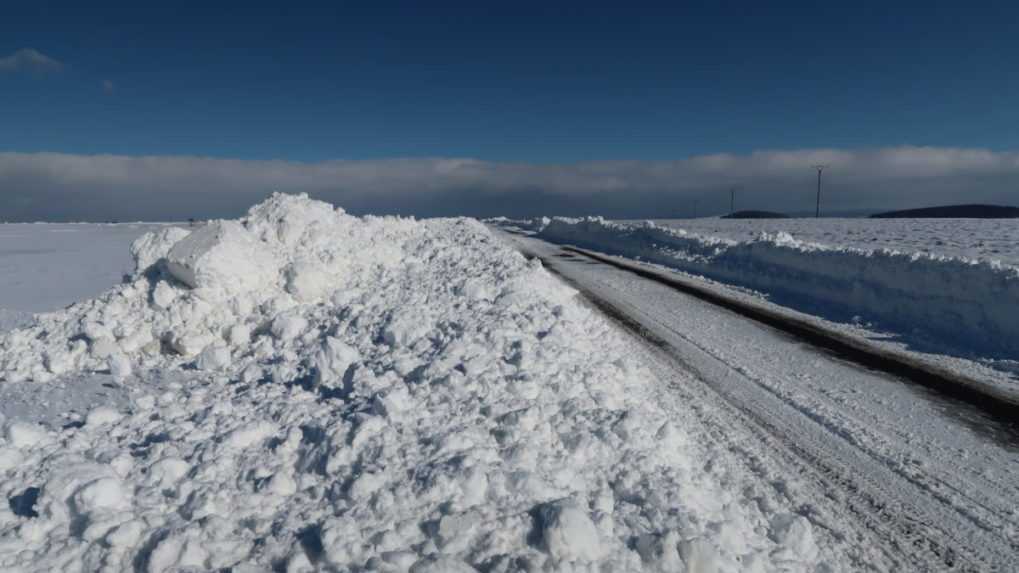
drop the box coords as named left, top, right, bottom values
left=646, top=217, right=1019, bottom=266
left=0, top=194, right=826, bottom=571
left=0, top=222, right=175, bottom=314
left=537, top=217, right=1019, bottom=359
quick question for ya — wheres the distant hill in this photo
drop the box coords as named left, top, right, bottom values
left=870, top=204, right=1019, bottom=219
left=721, top=210, right=790, bottom=219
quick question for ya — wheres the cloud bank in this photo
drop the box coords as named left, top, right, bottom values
left=0, top=48, right=63, bottom=73
left=2, top=147, right=1019, bottom=221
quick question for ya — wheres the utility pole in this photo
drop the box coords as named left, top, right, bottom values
left=729, top=185, right=741, bottom=215
left=812, top=165, right=829, bottom=218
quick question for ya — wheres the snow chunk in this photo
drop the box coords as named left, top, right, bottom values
left=770, top=514, right=819, bottom=562
left=146, top=458, right=191, bottom=488
left=313, top=337, right=360, bottom=386
left=165, top=220, right=280, bottom=294
left=131, top=226, right=191, bottom=274
left=285, top=261, right=334, bottom=302
left=266, top=472, right=297, bottom=496
left=105, top=520, right=144, bottom=549
left=224, top=421, right=276, bottom=450
left=227, top=323, right=251, bottom=346
left=271, top=312, right=309, bottom=342
left=538, top=500, right=606, bottom=562
left=4, top=422, right=48, bottom=449
left=409, top=556, right=477, bottom=573
left=73, top=477, right=130, bottom=514
left=86, top=406, right=123, bottom=427
left=0, top=448, right=24, bottom=471
left=196, top=345, right=232, bottom=371
left=151, top=280, right=178, bottom=309
left=108, top=353, right=132, bottom=380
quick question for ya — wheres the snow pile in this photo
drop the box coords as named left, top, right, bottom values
left=538, top=217, right=1019, bottom=358
left=0, top=194, right=827, bottom=571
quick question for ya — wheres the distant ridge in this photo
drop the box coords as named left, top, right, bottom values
left=870, top=204, right=1019, bottom=219
left=721, top=210, right=789, bottom=219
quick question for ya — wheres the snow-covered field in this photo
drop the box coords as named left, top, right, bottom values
left=0, top=223, right=175, bottom=314
left=1, top=195, right=829, bottom=571
left=0, top=223, right=177, bottom=336
left=643, top=218, right=1019, bottom=266
left=531, top=216, right=1019, bottom=366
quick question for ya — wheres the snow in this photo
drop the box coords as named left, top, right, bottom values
left=502, top=230, right=1019, bottom=569
left=0, top=222, right=175, bottom=313
left=0, top=194, right=832, bottom=571
left=164, top=220, right=281, bottom=294
left=4, top=422, right=49, bottom=449
left=537, top=500, right=606, bottom=562
left=535, top=217, right=1019, bottom=361
left=646, top=217, right=1019, bottom=266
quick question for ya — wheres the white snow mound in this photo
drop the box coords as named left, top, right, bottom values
left=0, top=194, right=830, bottom=571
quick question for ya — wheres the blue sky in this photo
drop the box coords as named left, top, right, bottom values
left=3, top=1, right=1019, bottom=219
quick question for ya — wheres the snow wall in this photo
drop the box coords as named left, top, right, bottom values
left=537, top=217, right=1019, bottom=359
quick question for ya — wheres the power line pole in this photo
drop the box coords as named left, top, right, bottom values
left=812, top=165, right=829, bottom=218
left=729, top=185, right=741, bottom=215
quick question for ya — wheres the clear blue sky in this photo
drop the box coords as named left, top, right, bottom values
left=3, top=1, right=1019, bottom=163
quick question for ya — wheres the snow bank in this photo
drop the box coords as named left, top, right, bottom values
left=538, top=217, right=1019, bottom=358
left=0, top=194, right=827, bottom=571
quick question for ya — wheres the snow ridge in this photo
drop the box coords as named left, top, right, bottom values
left=0, top=195, right=825, bottom=571
left=537, top=217, right=1019, bottom=359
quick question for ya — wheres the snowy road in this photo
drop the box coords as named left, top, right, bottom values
left=499, top=230, right=1019, bottom=571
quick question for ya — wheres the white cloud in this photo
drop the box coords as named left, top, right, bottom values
left=0, top=48, right=63, bottom=73
left=2, top=147, right=1019, bottom=221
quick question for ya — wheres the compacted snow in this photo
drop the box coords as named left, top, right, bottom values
left=0, top=195, right=828, bottom=572
left=533, top=217, right=1019, bottom=362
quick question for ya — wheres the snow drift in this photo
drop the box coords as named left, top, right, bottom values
left=0, top=195, right=826, bottom=571
left=537, top=217, right=1019, bottom=359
